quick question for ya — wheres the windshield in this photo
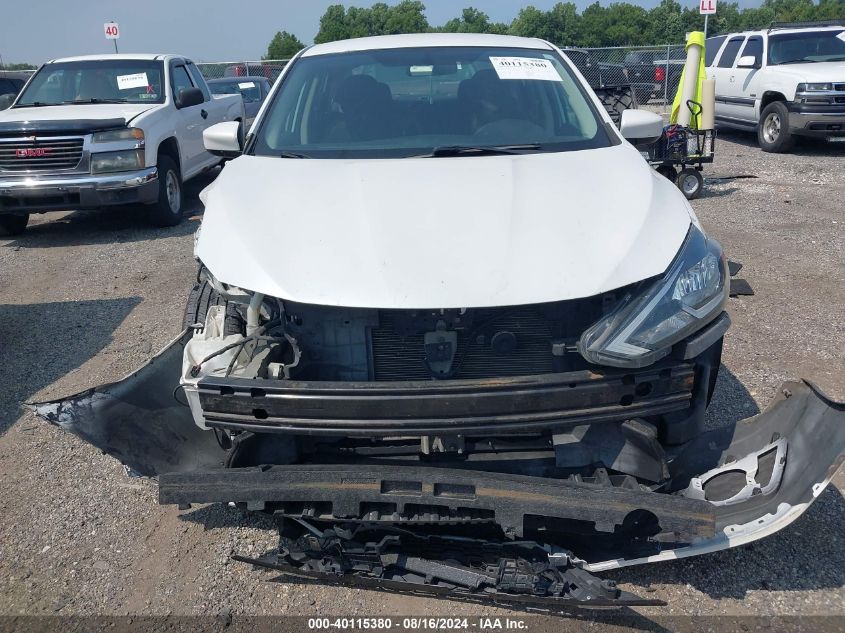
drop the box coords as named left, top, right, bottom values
left=15, top=60, right=165, bottom=106
left=768, top=30, right=845, bottom=65
left=251, top=46, right=612, bottom=159
left=209, top=79, right=262, bottom=103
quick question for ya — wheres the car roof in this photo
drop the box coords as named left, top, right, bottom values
left=721, top=25, right=844, bottom=38
left=302, top=33, right=553, bottom=58
left=0, top=71, right=31, bottom=80
left=47, top=54, right=183, bottom=63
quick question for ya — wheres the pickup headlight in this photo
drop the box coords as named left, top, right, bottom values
left=90, top=149, right=145, bottom=174
left=796, top=83, right=832, bottom=93
left=92, top=127, right=145, bottom=143
left=578, top=226, right=728, bottom=368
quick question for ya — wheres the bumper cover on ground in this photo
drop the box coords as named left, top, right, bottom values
left=31, top=330, right=845, bottom=574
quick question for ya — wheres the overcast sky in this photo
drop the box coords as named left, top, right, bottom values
left=3, top=0, right=766, bottom=64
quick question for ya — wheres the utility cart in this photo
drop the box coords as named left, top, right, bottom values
left=648, top=125, right=716, bottom=200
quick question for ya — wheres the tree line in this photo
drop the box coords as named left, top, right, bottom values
left=265, top=0, right=845, bottom=58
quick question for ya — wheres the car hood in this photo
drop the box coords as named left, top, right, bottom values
left=0, top=103, right=157, bottom=125
left=767, top=60, right=845, bottom=81
left=196, top=144, right=692, bottom=309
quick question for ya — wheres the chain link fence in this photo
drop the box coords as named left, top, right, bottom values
left=565, top=44, right=687, bottom=112
left=196, top=60, right=291, bottom=82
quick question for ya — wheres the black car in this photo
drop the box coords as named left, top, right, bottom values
left=624, top=49, right=686, bottom=105
left=563, top=48, right=628, bottom=89
left=0, top=71, right=30, bottom=109
left=207, top=76, right=272, bottom=126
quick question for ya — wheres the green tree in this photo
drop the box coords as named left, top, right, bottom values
left=0, top=63, right=36, bottom=70
left=314, top=1, right=428, bottom=44
left=314, top=4, right=352, bottom=44
left=440, top=7, right=508, bottom=34
left=264, top=31, right=305, bottom=59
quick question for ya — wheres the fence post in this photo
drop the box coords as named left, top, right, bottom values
left=664, top=44, right=670, bottom=113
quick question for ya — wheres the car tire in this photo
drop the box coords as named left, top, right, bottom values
left=148, top=155, right=184, bottom=227
left=183, top=268, right=244, bottom=335
left=758, top=101, right=794, bottom=153
left=0, top=213, right=29, bottom=237
left=676, top=168, right=704, bottom=200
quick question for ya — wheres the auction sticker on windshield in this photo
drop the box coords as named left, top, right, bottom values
left=238, top=82, right=256, bottom=89
left=116, top=72, right=149, bottom=90
left=489, top=57, right=562, bottom=81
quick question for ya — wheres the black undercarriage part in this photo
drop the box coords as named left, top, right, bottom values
left=234, top=518, right=664, bottom=608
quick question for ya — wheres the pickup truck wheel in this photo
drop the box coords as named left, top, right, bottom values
left=0, top=213, right=28, bottom=237
left=183, top=270, right=245, bottom=335
left=149, top=155, right=183, bottom=227
left=758, top=101, right=795, bottom=153
left=676, top=168, right=703, bottom=200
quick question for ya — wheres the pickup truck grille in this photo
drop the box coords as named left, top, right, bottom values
left=0, top=137, right=84, bottom=171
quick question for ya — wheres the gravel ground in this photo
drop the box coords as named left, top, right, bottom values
left=0, top=131, right=843, bottom=626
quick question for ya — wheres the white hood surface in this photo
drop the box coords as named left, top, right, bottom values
left=196, top=144, right=692, bottom=309
left=0, top=103, right=157, bottom=124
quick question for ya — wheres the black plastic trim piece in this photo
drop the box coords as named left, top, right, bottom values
left=0, top=118, right=126, bottom=135
left=677, top=311, right=731, bottom=360
left=159, top=463, right=715, bottom=541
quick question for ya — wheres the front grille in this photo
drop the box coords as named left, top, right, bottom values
left=0, top=137, right=84, bottom=171
left=371, top=307, right=557, bottom=381
left=284, top=296, right=623, bottom=383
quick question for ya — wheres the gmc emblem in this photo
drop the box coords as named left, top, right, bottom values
left=16, top=148, right=49, bottom=158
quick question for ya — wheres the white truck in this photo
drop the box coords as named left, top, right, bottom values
left=0, top=54, right=244, bottom=235
left=705, top=21, right=845, bottom=152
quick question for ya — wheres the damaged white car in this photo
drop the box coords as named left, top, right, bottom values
left=36, top=34, right=845, bottom=608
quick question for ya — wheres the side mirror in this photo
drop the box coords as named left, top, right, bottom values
left=619, top=109, right=663, bottom=145
left=176, top=87, right=204, bottom=109
left=203, top=121, right=242, bottom=158
left=736, top=56, right=759, bottom=69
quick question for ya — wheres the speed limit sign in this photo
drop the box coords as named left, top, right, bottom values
left=104, top=22, right=120, bottom=39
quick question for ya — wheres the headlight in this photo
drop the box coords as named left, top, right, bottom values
left=578, top=226, right=728, bottom=368
left=797, top=83, right=832, bottom=93
left=90, top=149, right=145, bottom=174
left=92, top=127, right=144, bottom=143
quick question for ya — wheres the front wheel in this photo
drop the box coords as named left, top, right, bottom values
left=148, top=155, right=184, bottom=227
left=676, top=168, right=704, bottom=200
left=0, top=213, right=29, bottom=237
left=758, top=101, right=795, bottom=153
left=183, top=268, right=245, bottom=335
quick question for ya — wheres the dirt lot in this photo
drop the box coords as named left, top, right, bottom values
left=0, top=131, right=843, bottom=625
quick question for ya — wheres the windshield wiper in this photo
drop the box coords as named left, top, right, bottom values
left=60, top=98, right=131, bottom=104
left=777, top=59, right=822, bottom=65
left=415, top=144, right=543, bottom=158
left=279, top=151, right=310, bottom=159
left=12, top=101, right=58, bottom=108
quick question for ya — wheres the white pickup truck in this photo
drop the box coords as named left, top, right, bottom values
left=0, top=54, right=244, bottom=235
left=705, top=22, right=845, bottom=152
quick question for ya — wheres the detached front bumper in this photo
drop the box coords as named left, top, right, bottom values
left=0, top=166, right=158, bottom=214
left=787, top=102, right=845, bottom=138
left=30, top=329, right=845, bottom=573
